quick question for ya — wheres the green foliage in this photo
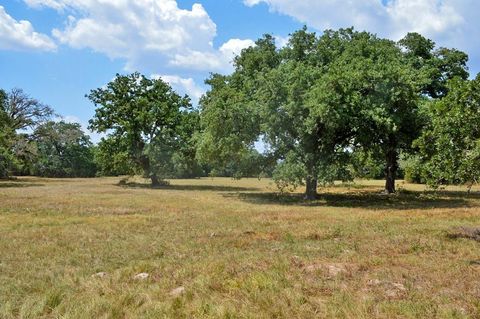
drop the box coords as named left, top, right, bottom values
left=0, top=88, right=54, bottom=178
left=169, top=109, right=204, bottom=178
left=0, top=89, right=11, bottom=178
left=32, top=121, right=96, bottom=177
left=94, top=136, right=136, bottom=176
left=399, top=32, right=469, bottom=98
left=0, top=142, right=15, bottom=179
left=199, top=27, right=439, bottom=196
left=197, top=73, right=261, bottom=174
left=337, top=32, right=421, bottom=193
left=199, top=29, right=362, bottom=196
left=10, top=133, right=38, bottom=175
left=350, top=150, right=384, bottom=180
left=207, top=148, right=270, bottom=179
left=399, top=154, right=424, bottom=184
left=415, top=76, right=480, bottom=189
left=271, top=152, right=307, bottom=192
left=88, top=73, right=196, bottom=185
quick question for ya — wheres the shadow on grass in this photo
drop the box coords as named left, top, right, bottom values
left=223, top=190, right=475, bottom=210
left=117, top=182, right=259, bottom=192
left=0, top=179, right=45, bottom=188
left=424, top=190, right=480, bottom=200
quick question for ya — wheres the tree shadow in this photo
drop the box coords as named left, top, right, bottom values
left=224, top=189, right=475, bottom=210
left=424, top=190, right=480, bottom=200
left=0, top=181, right=45, bottom=188
left=117, top=182, right=259, bottom=192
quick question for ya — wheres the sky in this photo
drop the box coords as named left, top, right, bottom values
left=0, top=0, right=479, bottom=141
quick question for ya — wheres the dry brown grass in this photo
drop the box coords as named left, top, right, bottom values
left=0, top=177, right=479, bottom=318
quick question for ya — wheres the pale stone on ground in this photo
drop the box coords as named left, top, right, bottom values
left=134, top=273, right=149, bottom=280
left=170, top=286, right=185, bottom=297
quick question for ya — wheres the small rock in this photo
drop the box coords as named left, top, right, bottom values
left=391, top=283, right=406, bottom=291
left=385, top=289, right=398, bottom=298
left=325, top=264, right=347, bottom=277
left=367, top=279, right=382, bottom=286
left=385, top=282, right=406, bottom=298
left=134, top=273, right=149, bottom=280
left=304, top=264, right=323, bottom=273
left=457, top=307, right=467, bottom=315
left=170, top=286, right=185, bottom=297
left=92, top=272, right=107, bottom=278
left=303, top=263, right=347, bottom=276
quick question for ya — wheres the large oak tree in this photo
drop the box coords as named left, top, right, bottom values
left=199, top=27, right=470, bottom=197
left=88, top=72, right=195, bottom=186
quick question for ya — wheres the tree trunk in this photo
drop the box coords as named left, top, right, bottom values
left=138, top=154, right=160, bottom=187
left=0, top=155, right=9, bottom=179
left=0, top=169, right=8, bottom=179
left=150, top=175, right=161, bottom=187
left=384, top=147, right=398, bottom=194
left=304, top=175, right=318, bottom=200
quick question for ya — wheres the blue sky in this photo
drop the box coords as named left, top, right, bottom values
left=1, top=0, right=479, bottom=141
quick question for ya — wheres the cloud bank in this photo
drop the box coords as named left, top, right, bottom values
left=244, top=0, right=478, bottom=71
left=22, top=0, right=254, bottom=73
left=0, top=5, right=56, bottom=51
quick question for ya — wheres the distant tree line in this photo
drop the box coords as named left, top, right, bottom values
left=0, top=88, right=95, bottom=178
left=1, top=27, right=479, bottom=198
left=0, top=81, right=266, bottom=181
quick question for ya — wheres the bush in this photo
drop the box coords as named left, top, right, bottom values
left=400, top=155, right=424, bottom=184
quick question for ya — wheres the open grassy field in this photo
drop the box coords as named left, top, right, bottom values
left=1, top=177, right=480, bottom=318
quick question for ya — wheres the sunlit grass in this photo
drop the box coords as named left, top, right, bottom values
left=1, top=177, right=479, bottom=318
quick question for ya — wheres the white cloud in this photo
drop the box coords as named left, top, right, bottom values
left=219, top=38, right=256, bottom=58
left=244, top=0, right=386, bottom=32
left=24, top=0, right=68, bottom=11
left=169, top=38, right=255, bottom=73
left=0, top=5, right=56, bottom=51
left=24, top=0, right=253, bottom=73
left=152, top=74, right=206, bottom=105
left=170, top=51, right=225, bottom=71
left=58, top=114, right=105, bottom=143
left=274, top=35, right=289, bottom=48
left=242, top=0, right=468, bottom=39
left=385, top=0, right=465, bottom=39
left=244, top=0, right=479, bottom=70
left=60, top=114, right=81, bottom=123
left=243, top=0, right=263, bottom=6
